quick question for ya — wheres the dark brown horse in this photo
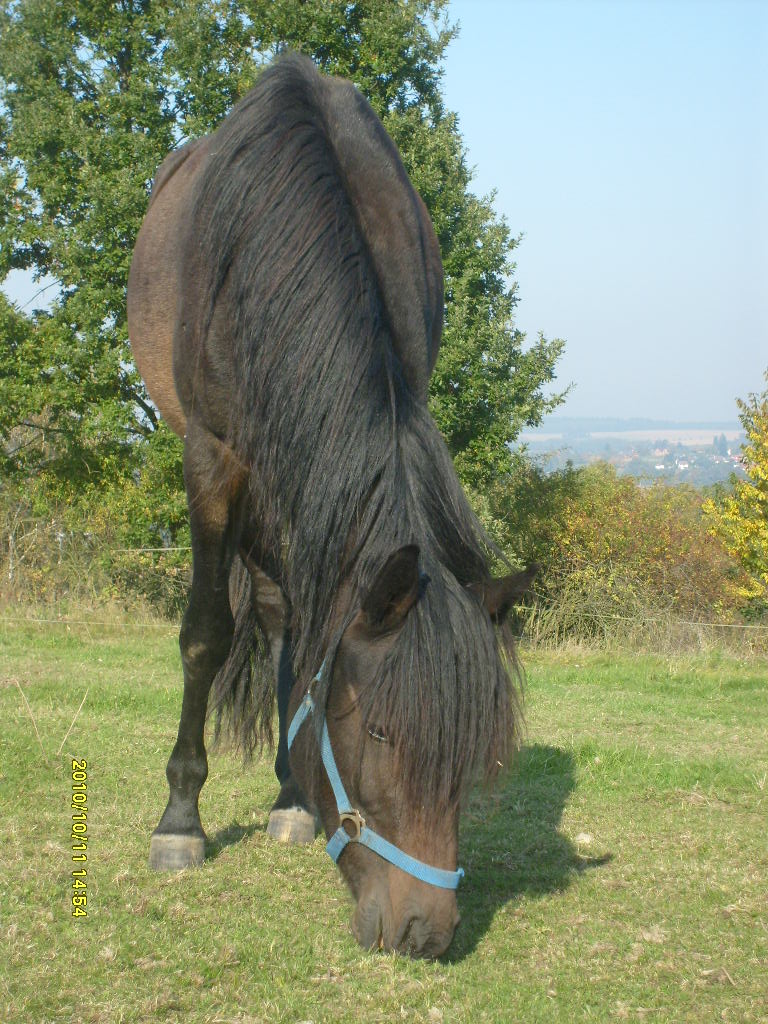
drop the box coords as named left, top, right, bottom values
left=127, top=52, right=534, bottom=958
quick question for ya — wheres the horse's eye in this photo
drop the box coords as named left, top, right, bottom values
left=367, top=725, right=389, bottom=744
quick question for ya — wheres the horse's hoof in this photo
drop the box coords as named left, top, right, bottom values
left=149, top=832, right=205, bottom=870
left=267, top=807, right=316, bottom=844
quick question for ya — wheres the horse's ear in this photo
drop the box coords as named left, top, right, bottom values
left=361, top=545, right=420, bottom=634
left=468, top=564, right=538, bottom=624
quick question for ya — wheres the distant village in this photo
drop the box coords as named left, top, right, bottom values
left=520, top=420, right=747, bottom=487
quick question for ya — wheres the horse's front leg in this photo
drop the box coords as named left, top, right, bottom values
left=149, top=424, right=245, bottom=870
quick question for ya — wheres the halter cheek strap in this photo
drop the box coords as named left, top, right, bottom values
left=287, top=661, right=464, bottom=891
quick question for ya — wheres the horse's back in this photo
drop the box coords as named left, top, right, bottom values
left=316, top=64, right=443, bottom=395
left=129, top=53, right=444, bottom=439
left=187, top=53, right=443, bottom=402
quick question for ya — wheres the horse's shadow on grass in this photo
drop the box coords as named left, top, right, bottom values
left=205, top=820, right=264, bottom=861
left=446, top=743, right=611, bottom=961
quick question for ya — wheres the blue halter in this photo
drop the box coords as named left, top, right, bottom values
left=287, top=660, right=464, bottom=890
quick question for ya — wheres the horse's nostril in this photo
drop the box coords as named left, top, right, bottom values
left=393, top=911, right=459, bottom=958
left=352, top=901, right=384, bottom=950
left=397, top=917, right=415, bottom=946
left=391, top=914, right=410, bottom=951
left=394, top=915, right=433, bottom=957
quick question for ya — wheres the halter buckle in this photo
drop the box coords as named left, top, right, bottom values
left=339, top=809, right=366, bottom=841
left=302, top=670, right=320, bottom=708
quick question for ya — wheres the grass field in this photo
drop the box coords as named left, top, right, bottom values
left=2, top=615, right=766, bottom=1023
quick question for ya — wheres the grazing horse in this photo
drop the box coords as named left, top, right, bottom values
left=127, top=51, right=534, bottom=958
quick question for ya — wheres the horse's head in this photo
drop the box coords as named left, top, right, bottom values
left=288, top=545, right=536, bottom=958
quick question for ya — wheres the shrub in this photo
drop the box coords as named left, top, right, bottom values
left=486, top=460, right=754, bottom=641
left=0, top=424, right=190, bottom=616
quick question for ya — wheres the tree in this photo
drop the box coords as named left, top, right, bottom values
left=703, top=371, right=768, bottom=610
left=712, top=432, right=728, bottom=457
left=0, top=0, right=246, bottom=487
left=0, top=0, right=564, bottom=510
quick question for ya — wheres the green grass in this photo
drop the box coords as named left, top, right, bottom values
left=1, top=616, right=766, bottom=1023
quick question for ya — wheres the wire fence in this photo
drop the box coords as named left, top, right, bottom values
left=595, top=611, right=768, bottom=631
left=0, top=614, right=177, bottom=630
left=109, top=546, right=192, bottom=552
left=1, top=526, right=194, bottom=618
left=2, top=532, right=767, bottom=650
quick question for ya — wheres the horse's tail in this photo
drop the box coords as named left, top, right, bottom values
left=208, top=555, right=275, bottom=756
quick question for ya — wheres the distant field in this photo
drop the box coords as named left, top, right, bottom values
left=2, top=617, right=766, bottom=1023
left=591, top=429, right=743, bottom=446
left=521, top=429, right=743, bottom=446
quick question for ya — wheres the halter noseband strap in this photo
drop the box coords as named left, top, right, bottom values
left=287, top=660, right=465, bottom=891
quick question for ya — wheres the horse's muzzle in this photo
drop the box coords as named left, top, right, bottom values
left=352, top=898, right=460, bottom=958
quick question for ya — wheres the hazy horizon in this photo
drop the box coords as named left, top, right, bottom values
left=521, top=412, right=744, bottom=441
left=533, top=411, right=742, bottom=427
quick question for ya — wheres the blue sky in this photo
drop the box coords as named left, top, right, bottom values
left=3, top=2, right=765, bottom=422
left=442, top=0, right=767, bottom=421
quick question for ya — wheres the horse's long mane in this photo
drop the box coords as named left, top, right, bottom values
left=191, top=53, right=519, bottom=805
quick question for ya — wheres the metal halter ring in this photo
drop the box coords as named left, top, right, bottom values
left=339, top=809, right=366, bottom=841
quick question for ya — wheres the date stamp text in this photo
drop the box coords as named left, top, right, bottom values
left=71, top=758, right=88, bottom=917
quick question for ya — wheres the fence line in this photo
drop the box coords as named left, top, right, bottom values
left=1, top=610, right=766, bottom=635
left=3, top=540, right=767, bottom=635
left=44, top=548, right=768, bottom=631
left=0, top=615, right=177, bottom=630
left=584, top=611, right=768, bottom=632
left=110, top=546, right=192, bottom=552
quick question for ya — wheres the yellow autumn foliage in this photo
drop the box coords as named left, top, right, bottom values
left=703, top=370, right=768, bottom=607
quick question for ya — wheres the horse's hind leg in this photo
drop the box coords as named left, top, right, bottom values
left=266, top=627, right=315, bottom=843
left=149, top=424, right=245, bottom=870
left=241, top=557, right=316, bottom=844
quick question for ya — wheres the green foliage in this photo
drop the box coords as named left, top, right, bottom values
left=380, top=106, right=567, bottom=489
left=0, top=0, right=171, bottom=484
left=703, top=370, right=768, bottom=612
left=0, top=292, right=39, bottom=474
left=0, top=0, right=564, bottom=535
left=244, top=0, right=451, bottom=114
